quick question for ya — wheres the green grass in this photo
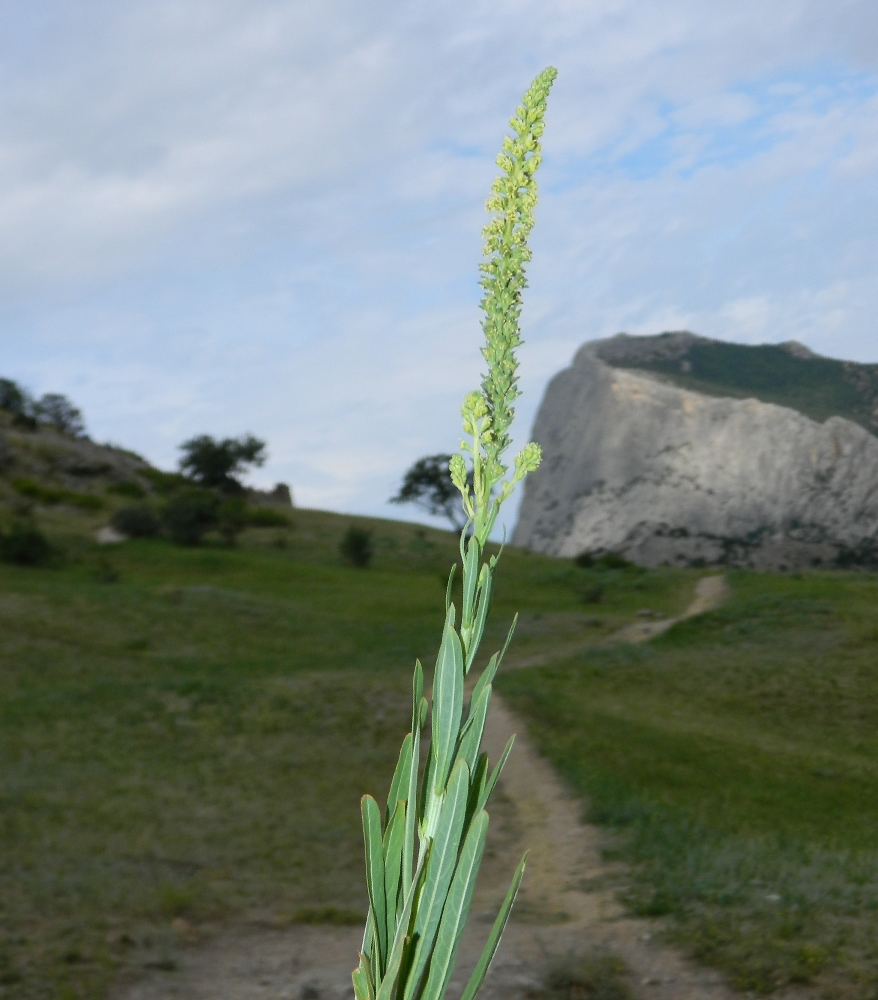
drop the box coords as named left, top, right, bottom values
left=610, top=339, right=878, bottom=433
left=498, top=570, right=878, bottom=997
left=0, top=507, right=693, bottom=999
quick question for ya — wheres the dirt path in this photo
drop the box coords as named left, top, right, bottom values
left=116, top=575, right=764, bottom=1000
left=502, top=574, right=729, bottom=671
left=610, top=574, right=728, bottom=645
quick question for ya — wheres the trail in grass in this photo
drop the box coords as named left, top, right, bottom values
left=115, top=575, right=757, bottom=1000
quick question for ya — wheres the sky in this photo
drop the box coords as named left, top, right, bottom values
left=2, top=0, right=877, bottom=531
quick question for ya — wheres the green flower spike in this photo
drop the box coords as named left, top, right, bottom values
left=354, top=68, right=556, bottom=1000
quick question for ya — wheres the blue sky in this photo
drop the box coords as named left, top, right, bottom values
left=2, top=1, right=877, bottom=529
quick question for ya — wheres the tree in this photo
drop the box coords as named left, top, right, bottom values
left=0, top=379, right=38, bottom=430
left=0, top=379, right=30, bottom=415
left=36, top=393, right=86, bottom=436
left=178, top=434, right=267, bottom=493
left=389, top=453, right=473, bottom=530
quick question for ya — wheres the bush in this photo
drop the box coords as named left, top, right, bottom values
left=161, top=488, right=218, bottom=546
left=140, top=468, right=191, bottom=494
left=340, top=525, right=373, bottom=568
left=246, top=506, right=291, bottom=528
left=12, top=478, right=103, bottom=511
left=107, top=481, right=146, bottom=499
left=0, top=523, right=52, bottom=566
left=217, top=498, right=247, bottom=546
left=576, top=550, right=633, bottom=570
left=110, top=505, right=160, bottom=538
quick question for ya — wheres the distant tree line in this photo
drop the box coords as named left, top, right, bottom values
left=0, top=377, right=86, bottom=436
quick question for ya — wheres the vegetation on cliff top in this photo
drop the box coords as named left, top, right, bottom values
left=597, top=333, right=878, bottom=434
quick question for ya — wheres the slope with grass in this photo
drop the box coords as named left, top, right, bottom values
left=591, top=332, right=878, bottom=433
left=0, top=506, right=695, bottom=1000
left=498, top=570, right=878, bottom=997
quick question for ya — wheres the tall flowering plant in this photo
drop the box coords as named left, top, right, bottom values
left=353, top=67, right=557, bottom=1000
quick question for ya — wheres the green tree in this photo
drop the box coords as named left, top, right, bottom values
left=35, top=393, right=86, bottom=436
left=390, top=454, right=474, bottom=530
left=178, top=434, right=267, bottom=493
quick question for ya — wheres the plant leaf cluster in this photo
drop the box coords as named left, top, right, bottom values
left=354, top=67, right=556, bottom=1000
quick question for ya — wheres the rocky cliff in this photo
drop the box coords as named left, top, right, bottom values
left=513, top=337, right=878, bottom=569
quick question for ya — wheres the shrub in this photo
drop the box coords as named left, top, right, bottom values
left=217, top=497, right=248, bottom=546
left=340, top=525, right=373, bottom=568
left=110, top=505, right=160, bottom=538
left=246, top=506, right=291, bottom=528
left=0, top=522, right=52, bottom=566
left=574, top=551, right=594, bottom=568
left=107, top=480, right=146, bottom=499
left=140, top=468, right=191, bottom=494
left=161, top=488, right=218, bottom=546
left=12, top=478, right=103, bottom=511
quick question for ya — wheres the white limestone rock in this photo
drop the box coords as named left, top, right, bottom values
left=512, top=345, right=878, bottom=569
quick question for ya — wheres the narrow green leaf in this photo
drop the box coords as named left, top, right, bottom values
left=403, top=760, right=470, bottom=1000
left=361, top=907, right=375, bottom=961
left=353, top=964, right=374, bottom=1000
left=465, top=563, right=493, bottom=672
left=461, top=536, right=481, bottom=630
left=383, top=800, right=405, bottom=942
left=458, top=851, right=528, bottom=1000
left=419, top=810, right=489, bottom=1000
left=375, top=847, right=428, bottom=1000
left=418, top=738, right=434, bottom=840
left=477, top=735, right=514, bottom=814
left=445, top=564, right=456, bottom=617
left=468, top=653, right=498, bottom=720
left=431, top=606, right=464, bottom=798
left=361, top=795, right=387, bottom=976
left=413, top=660, right=424, bottom=728
left=386, top=733, right=413, bottom=823
left=361, top=950, right=375, bottom=988
left=465, top=752, right=489, bottom=830
left=457, top=684, right=490, bottom=775
left=403, top=718, right=420, bottom=903
left=496, top=612, right=517, bottom=669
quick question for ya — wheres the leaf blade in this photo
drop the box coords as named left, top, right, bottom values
left=458, top=851, right=528, bottom=1000
left=361, top=795, right=387, bottom=976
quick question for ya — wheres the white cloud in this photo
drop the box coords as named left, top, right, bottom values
left=2, top=0, right=878, bottom=524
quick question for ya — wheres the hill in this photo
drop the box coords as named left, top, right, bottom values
left=514, top=337, right=878, bottom=569
left=0, top=408, right=292, bottom=549
left=591, top=332, right=878, bottom=434
left=0, top=502, right=694, bottom=999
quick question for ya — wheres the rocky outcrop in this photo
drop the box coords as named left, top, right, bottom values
left=513, top=343, right=878, bottom=569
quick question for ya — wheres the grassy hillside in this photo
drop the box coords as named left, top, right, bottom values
left=499, top=570, right=878, bottom=997
left=0, top=504, right=694, bottom=1000
left=595, top=333, right=878, bottom=433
